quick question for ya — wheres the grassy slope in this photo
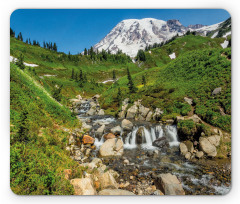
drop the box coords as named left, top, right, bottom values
left=10, top=63, right=83, bottom=195
left=142, top=35, right=225, bottom=68
left=101, top=48, right=231, bottom=132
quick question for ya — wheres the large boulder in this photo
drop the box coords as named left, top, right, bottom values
left=104, top=133, right=116, bottom=140
left=96, top=171, right=119, bottom=189
left=70, top=178, right=96, bottom=195
left=99, top=138, right=124, bottom=157
left=111, top=126, right=122, bottom=135
left=199, top=137, right=217, bottom=157
left=139, top=105, right=150, bottom=118
left=179, top=142, right=188, bottom=156
left=207, top=135, right=221, bottom=147
left=118, top=111, right=126, bottom=119
left=82, top=135, right=95, bottom=145
left=184, top=140, right=194, bottom=153
left=145, top=111, right=153, bottom=122
left=152, top=137, right=169, bottom=149
left=154, top=173, right=185, bottom=195
left=98, top=189, right=135, bottom=195
left=95, top=125, right=105, bottom=137
left=126, top=105, right=138, bottom=119
left=121, top=119, right=133, bottom=131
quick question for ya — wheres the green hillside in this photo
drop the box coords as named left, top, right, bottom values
left=140, top=35, right=225, bottom=68
left=10, top=63, right=82, bottom=195
left=101, top=48, right=231, bottom=131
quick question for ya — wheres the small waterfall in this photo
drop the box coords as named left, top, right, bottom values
left=165, top=125, right=179, bottom=146
left=124, top=125, right=179, bottom=149
left=79, top=101, right=91, bottom=115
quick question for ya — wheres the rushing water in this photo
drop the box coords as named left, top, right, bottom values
left=77, top=99, right=231, bottom=195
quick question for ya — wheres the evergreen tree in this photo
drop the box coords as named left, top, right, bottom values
left=142, top=75, right=146, bottom=86
left=10, top=28, right=15, bottom=37
left=136, top=49, right=146, bottom=61
left=116, top=87, right=122, bottom=105
left=16, top=54, right=25, bottom=70
left=113, top=70, right=116, bottom=81
left=127, top=68, right=136, bottom=93
left=84, top=48, right=87, bottom=56
left=79, top=69, right=83, bottom=81
left=53, top=42, right=57, bottom=52
left=52, top=84, right=63, bottom=102
left=25, top=39, right=28, bottom=44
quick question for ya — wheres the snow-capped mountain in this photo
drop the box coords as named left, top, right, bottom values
left=93, top=18, right=231, bottom=57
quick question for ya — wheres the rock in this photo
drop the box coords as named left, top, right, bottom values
left=139, top=105, right=150, bottom=118
left=86, top=108, right=96, bottom=116
left=212, top=87, right=222, bottom=95
left=64, top=169, right=72, bottom=180
left=82, top=122, right=92, bottom=131
left=126, top=105, right=138, bottom=119
left=165, top=119, right=174, bottom=125
left=93, top=169, right=119, bottom=189
left=152, top=137, right=169, bottom=149
left=98, top=109, right=105, bottom=116
left=91, top=158, right=102, bottom=166
left=111, top=126, right=122, bottom=135
left=199, top=137, right=217, bottom=157
left=153, top=108, right=163, bottom=121
left=99, top=138, right=124, bottom=157
left=95, top=125, right=105, bottom=137
left=122, top=98, right=129, bottom=106
left=136, top=127, right=145, bottom=144
left=118, top=111, right=126, bottom=119
left=92, top=94, right=100, bottom=100
left=154, top=173, right=185, bottom=195
left=70, top=178, right=96, bottom=195
left=196, top=151, right=204, bottom=159
left=123, top=159, right=130, bottom=165
left=153, top=190, right=164, bottom=195
left=176, top=116, right=184, bottom=122
left=184, top=140, right=194, bottom=153
left=69, top=135, right=75, bottom=145
left=184, top=97, right=193, bottom=105
left=185, top=152, right=191, bottom=160
left=98, top=189, right=135, bottom=195
left=121, top=119, right=133, bottom=131
left=76, top=95, right=82, bottom=100
left=207, top=135, right=221, bottom=147
left=104, top=133, right=116, bottom=140
left=146, top=111, right=153, bottom=122
left=188, top=114, right=201, bottom=123
left=82, top=135, right=95, bottom=145
left=179, top=143, right=188, bottom=155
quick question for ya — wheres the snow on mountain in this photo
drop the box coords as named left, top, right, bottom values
left=93, top=18, right=230, bottom=57
left=94, top=18, right=187, bottom=57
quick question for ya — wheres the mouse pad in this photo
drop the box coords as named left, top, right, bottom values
left=10, top=9, right=231, bottom=195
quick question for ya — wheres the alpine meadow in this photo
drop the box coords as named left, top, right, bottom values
left=10, top=9, right=231, bottom=196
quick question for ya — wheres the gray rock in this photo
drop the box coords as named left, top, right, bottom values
left=95, top=125, right=105, bottom=137
left=98, top=109, right=105, bottom=116
left=184, top=97, right=193, bottom=105
left=126, top=105, right=138, bottom=119
left=136, top=127, right=145, bottom=144
left=70, top=178, right=96, bottom=195
left=139, top=105, right=150, bottom=118
left=118, top=110, right=126, bottom=119
left=199, top=137, right=217, bottom=157
left=212, top=87, right=222, bottom=95
left=121, top=119, right=133, bottom=131
left=146, top=111, right=153, bottom=121
left=207, top=135, right=221, bottom=147
left=196, top=151, right=204, bottom=159
left=154, top=173, right=185, bottom=195
left=86, top=108, right=96, bottom=116
left=184, top=140, right=194, bottom=153
left=179, top=142, right=188, bottom=155
left=188, top=114, right=201, bottom=123
left=152, top=137, right=169, bottom=149
left=99, top=138, right=124, bottom=157
left=185, top=152, right=191, bottom=160
left=111, top=125, right=122, bottom=135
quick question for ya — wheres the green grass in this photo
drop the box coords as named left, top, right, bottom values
left=10, top=63, right=83, bottom=195
left=142, top=35, right=225, bottom=68
left=101, top=48, right=231, bottom=131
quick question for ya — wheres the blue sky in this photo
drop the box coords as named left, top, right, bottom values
left=10, top=9, right=230, bottom=54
